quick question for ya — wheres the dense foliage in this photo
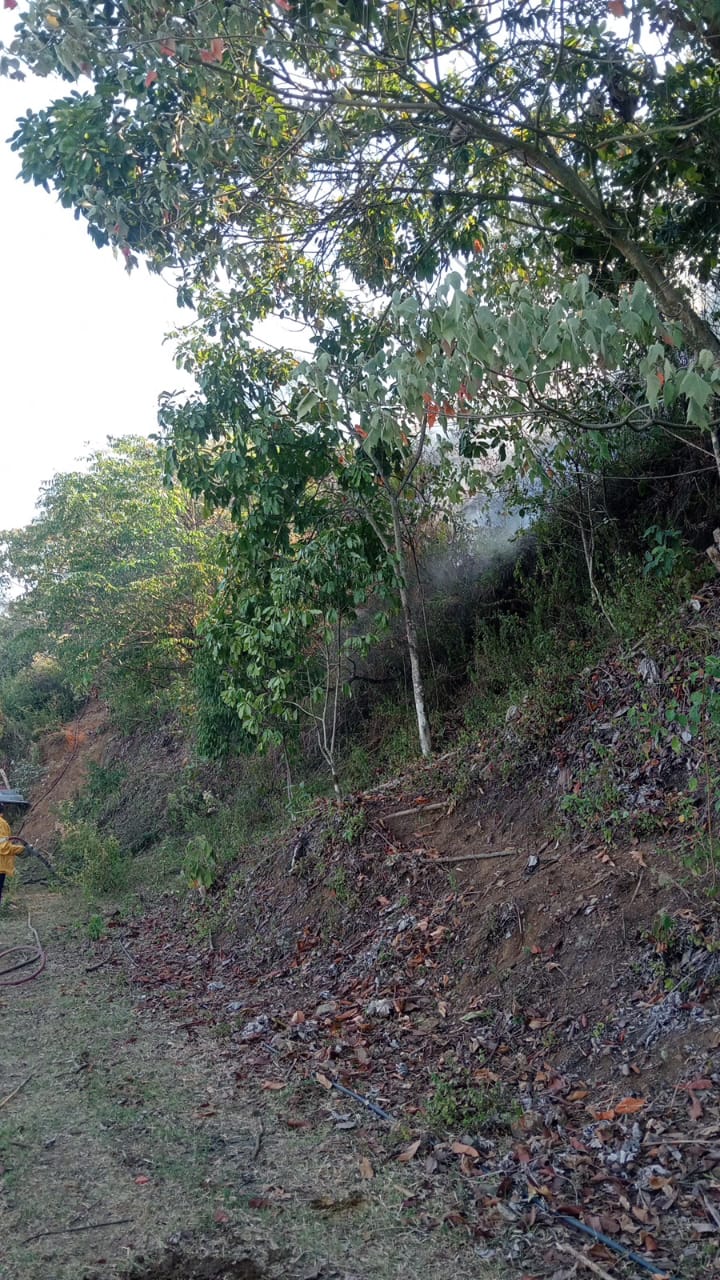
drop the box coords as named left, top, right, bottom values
left=4, top=0, right=720, bottom=765
left=1, top=437, right=224, bottom=729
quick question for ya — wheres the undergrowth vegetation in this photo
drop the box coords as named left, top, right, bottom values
left=2, top=430, right=720, bottom=903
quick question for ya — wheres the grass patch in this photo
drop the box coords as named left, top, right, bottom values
left=425, top=1066, right=521, bottom=1137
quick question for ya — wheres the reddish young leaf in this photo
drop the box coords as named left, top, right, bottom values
left=145, top=69, right=158, bottom=88
left=200, top=40, right=225, bottom=64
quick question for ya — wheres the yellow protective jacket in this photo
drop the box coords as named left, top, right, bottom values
left=0, top=816, right=25, bottom=876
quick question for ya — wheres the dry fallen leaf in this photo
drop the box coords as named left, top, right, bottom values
left=261, top=1080, right=286, bottom=1091
left=614, top=1097, right=647, bottom=1115
left=397, top=1139, right=422, bottom=1163
left=688, top=1090, right=704, bottom=1121
left=451, top=1141, right=480, bottom=1159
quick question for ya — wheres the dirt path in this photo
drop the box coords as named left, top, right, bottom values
left=0, top=889, right=500, bottom=1280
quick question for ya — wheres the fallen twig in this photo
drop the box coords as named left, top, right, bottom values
left=556, top=1240, right=618, bottom=1280
left=0, top=1073, right=33, bottom=1111
left=251, top=1120, right=265, bottom=1162
left=384, top=802, right=446, bottom=821
left=431, top=848, right=518, bottom=865
left=702, top=1191, right=720, bottom=1231
left=85, top=947, right=114, bottom=973
left=371, top=825, right=398, bottom=853
left=630, top=870, right=644, bottom=905
left=642, top=1131, right=720, bottom=1145
left=116, top=938, right=136, bottom=967
left=22, top=1217, right=131, bottom=1244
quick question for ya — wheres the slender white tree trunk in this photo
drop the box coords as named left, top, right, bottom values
left=389, top=492, right=432, bottom=758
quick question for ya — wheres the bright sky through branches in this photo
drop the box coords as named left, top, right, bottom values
left=1, top=70, right=190, bottom=531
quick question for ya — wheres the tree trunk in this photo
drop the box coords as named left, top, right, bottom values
left=389, top=492, right=433, bottom=758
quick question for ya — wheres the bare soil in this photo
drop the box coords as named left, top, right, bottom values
left=18, top=698, right=116, bottom=851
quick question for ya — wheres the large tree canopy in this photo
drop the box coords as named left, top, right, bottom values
left=1, top=437, right=224, bottom=723
left=5, top=0, right=720, bottom=758
left=5, top=0, right=720, bottom=348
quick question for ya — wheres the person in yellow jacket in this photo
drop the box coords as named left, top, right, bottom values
left=0, top=803, right=28, bottom=907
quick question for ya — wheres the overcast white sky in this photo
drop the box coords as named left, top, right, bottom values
left=1, top=69, right=189, bottom=531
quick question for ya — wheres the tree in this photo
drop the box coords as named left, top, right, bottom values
left=7, top=0, right=720, bottom=756
left=0, top=610, right=76, bottom=762
left=161, top=322, right=441, bottom=761
left=7, top=0, right=720, bottom=351
left=1, top=436, right=224, bottom=724
left=200, top=517, right=393, bottom=794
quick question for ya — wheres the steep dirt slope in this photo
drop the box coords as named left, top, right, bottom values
left=19, top=698, right=115, bottom=851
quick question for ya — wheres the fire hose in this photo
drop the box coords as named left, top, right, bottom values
left=0, top=845, right=62, bottom=987
left=0, top=915, right=46, bottom=986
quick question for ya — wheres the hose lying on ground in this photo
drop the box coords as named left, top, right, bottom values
left=0, top=915, right=46, bottom=986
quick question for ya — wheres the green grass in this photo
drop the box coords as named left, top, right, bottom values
left=425, top=1067, right=521, bottom=1137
